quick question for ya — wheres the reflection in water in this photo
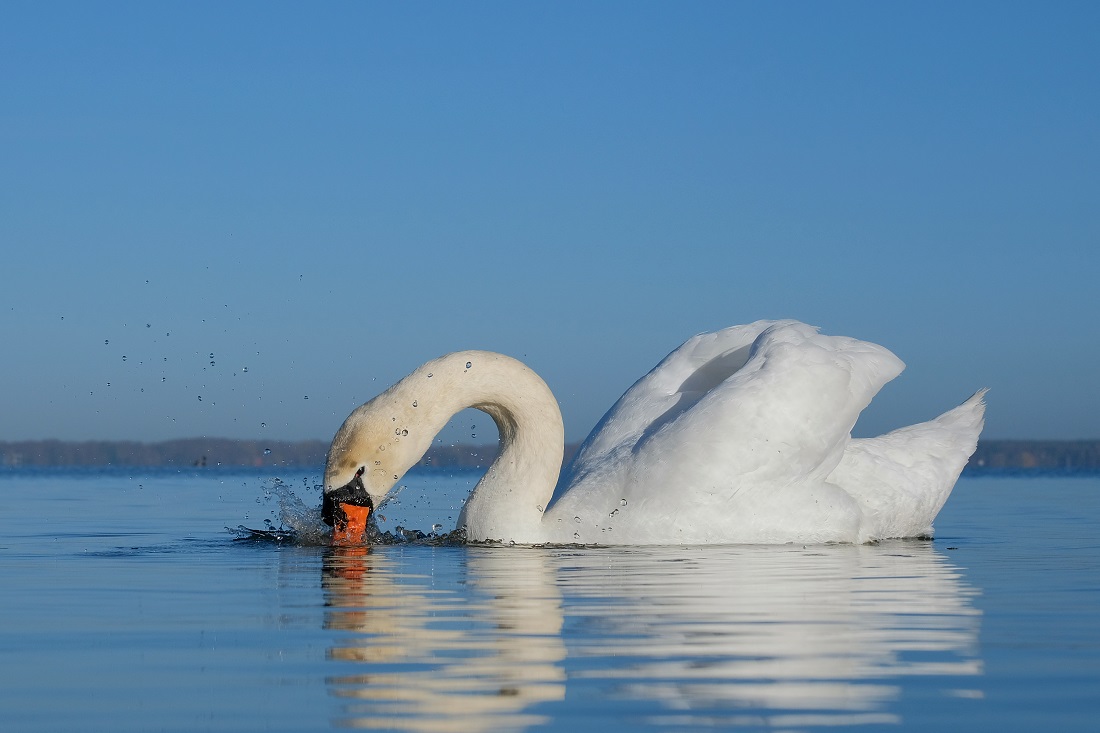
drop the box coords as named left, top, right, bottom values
left=558, top=543, right=982, bottom=729
left=322, top=547, right=566, bottom=731
left=320, top=542, right=980, bottom=731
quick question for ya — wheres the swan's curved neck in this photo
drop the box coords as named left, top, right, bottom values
left=324, top=351, right=564, bottom=542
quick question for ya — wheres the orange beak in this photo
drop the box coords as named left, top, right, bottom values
left=332, top=503, right=372, bottom=545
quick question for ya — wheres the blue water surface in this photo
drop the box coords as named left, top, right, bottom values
left=0, top=468, right=1097, bottom=732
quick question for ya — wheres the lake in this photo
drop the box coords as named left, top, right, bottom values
left=1, top=468, right=1097, bottom=732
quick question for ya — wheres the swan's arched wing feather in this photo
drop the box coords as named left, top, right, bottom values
left=549, top=322, right=908, bottom=541
left=631, top=322, right=906, bottom=494
left=561, top=320, right=785, bottom=486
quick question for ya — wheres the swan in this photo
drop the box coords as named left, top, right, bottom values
left=322, top=320, right=986, bottom=545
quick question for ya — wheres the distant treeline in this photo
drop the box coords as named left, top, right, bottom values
left=969, top=440, right=1100, bottom=473
left=0, top=438, right=330, bottom=469
left=0, top=438, right=502, bottom=470
left=0, top=438, right=1096, bottom=473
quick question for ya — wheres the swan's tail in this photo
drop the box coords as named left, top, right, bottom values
left=829, top=389, right=988, bottom=542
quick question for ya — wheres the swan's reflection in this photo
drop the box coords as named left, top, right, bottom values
left=322, top=546, right=566, bottom=731
left=320, top=541, right=981, bottom=731
left=557, top=542, right=982, bottom=728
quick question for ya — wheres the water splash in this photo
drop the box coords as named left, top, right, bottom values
left=255, top=477, right=331, bottom=545
left=229, top=525, right=297, bottom=543
left=233, top=477, right=468, bottom=547
left=368, top=525, right=467, bottom=546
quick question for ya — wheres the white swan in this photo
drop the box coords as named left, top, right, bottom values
left=322, top=320, right=986, bottom=545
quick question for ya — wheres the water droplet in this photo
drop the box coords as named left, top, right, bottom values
left=620, top=498, right=628, bottom=507
left=573, top=532, right=581, bottom=541
left=162, top=377, right=166, bottom=382
left=610, top=508, right=619, bottom=517
left=197, top=395, right=202, bottom=401
left=412, top=400, right=418, bottom=408
left=466, top=361, right=472, bottom=369
left=401, top=429, right=408, bottom=436
left=303, top=395, right=309, bottom=400
left=536, top=504, right=544, bottom=513
left=263, top=448, right=271, bottom=455
left=243, top=366, right=248, bottom=373
left=427, top=373, right=433, bottom=378
left=260, top=422, right=266, bottom=428
left=432, top=523, right=443, bottom=533
left=379, top=445, right=386, bottom=451
left=104, top=339, right=109, bottom=345
left=146, top=323, right=151, bottom=328
left=122, top=355, right=127, bottom=361
left=393, top=474, right=398, bottom=479
left=574, top=516, right=581, bottom=523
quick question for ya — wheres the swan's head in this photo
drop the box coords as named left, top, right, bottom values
left=323, top=393, right=427, bottom=543
left=321, top=465, right=374, bottom=545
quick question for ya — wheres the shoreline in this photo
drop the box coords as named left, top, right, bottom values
left=1, top=438, right=1096, bottom=473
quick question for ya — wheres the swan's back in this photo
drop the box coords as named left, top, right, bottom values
left=549, top=321, right=929, bottom=543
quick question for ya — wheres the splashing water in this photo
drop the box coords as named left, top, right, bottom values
left=229, top=477, right=327, bottom=544
left=232, top=477, right=467, bottom=546
left=246, top=477, right=331, bottom=545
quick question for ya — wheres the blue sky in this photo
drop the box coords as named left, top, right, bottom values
left=2, top=2, right=1097, bottom=443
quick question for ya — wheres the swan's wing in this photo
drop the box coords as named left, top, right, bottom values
left=628, top=321, right=905, bottom=492
left=828, top=389, right=987, bottom=541
left=560, top=320, right=785, bottom=486
left=549, top=322, right=906, bottom=542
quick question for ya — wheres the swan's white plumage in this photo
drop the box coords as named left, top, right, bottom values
left=831, top=388, right=988, bottom=542
left=324, top=321, right=986, bottom=545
